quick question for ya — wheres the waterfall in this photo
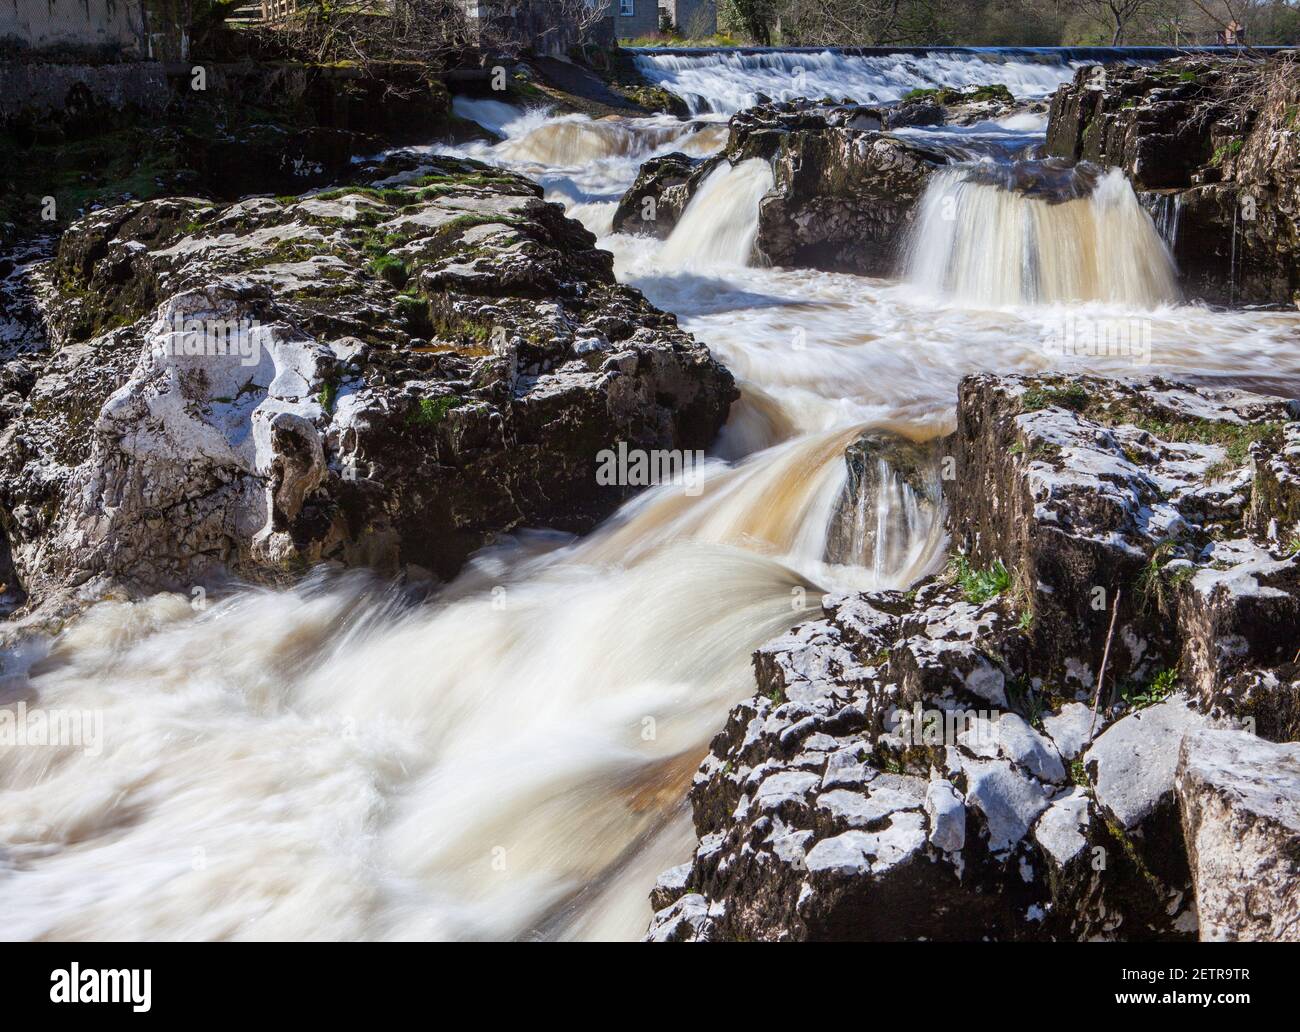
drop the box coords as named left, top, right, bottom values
left=631, top=48, right=1096, bottom=116
left=498, top=116, right=702, bottom=166
left=836, top=458, right=948, bottom=585
left=660, top=159, right=774, bottom=269
left=451, top=96, right=534, bottom=137
left=0, top=413, right=947, bottom=941
left=1148, top=192, right=1183, bottom=252
left=905, top=166, right=1180, bottom=307
left=822, top=431, right=949, bottom=585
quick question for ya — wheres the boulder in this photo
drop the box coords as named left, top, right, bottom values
left=1177, top=729, right=1300, bottom=941
left=751, top=105, right=949, bottom=275
left=824, top=429, right=947, bottom=571
left=611, top=152, right=709, bottom=238
left=0, top=154, right=737, bottom=609
left=1177, top=547, right=1300, bottom=709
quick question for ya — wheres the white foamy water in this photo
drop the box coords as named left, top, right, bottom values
left=5, top=52, right=1300, bottom=943
left=632, top=47, right=1089, bottom=115
left=905, top=166, right=1180, bottom=306
left=661, top=158, right=775, bottom=268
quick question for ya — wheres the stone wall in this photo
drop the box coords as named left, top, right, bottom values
left=662, top=0, right=715, bottom=36
left=0, top=59, right=169, bottom=127
left=607, top=0, right=658, bottom=40
left=0, top=0, right=191, bottom=60
left=1, top=0, right=140, bottom=57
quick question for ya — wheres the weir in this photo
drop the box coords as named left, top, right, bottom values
left=631, top=46, right=1099, bottom=114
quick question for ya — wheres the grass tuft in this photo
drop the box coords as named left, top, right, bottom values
left=949, top=555, right=1012, bottom=604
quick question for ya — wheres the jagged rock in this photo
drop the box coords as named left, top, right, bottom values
left=887, top=98, right=944, bottom=129
left=751, top=104, right=949, bottom=275
left=611, top=152, right=708, bottom=238
left=924, top=776, right=966, bottom=851
left=1033, top=786, right=1091, bottom=869
left=1084, top=692, right=1229, bottom=937
left=1177, top=729, right=1300, bottom=941
left=1042, top=701, right=1096, bottom=761
left=1250, top=422, right=1300, bottom=542
left=960, top=757, right=1051, bottom=854
left=614, top=99, right=949, bottom=276
left=648, top=372, right=1300, bottom=942
left=1047, top=57, right=1300, bottom=306
left=0, top=239, right=51, bottom=358
left=645, top=893, right=718, bottom=942
left=952, top=373, right=1297, bottom=689
left=1177, top=546, right=1300, bottom=709
left=824, top=429, right=947, bottom=571
left=648, top=570, right=1200, bottom=940
left=1046, top=62, right=1218, bottom=189
left=1211, top=668, right=1300, bottom=743
left=0, top=155, right=736, bottom=608
left=1087, top=695, right=1221, bottom=834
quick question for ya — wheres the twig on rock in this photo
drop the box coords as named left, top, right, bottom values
left=1088, top=588, right=1122, bottom=743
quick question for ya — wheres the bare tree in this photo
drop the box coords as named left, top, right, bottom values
left=781, top=0, right=905, bottom=45
left=1068, top=0, right=1161, bottom=43
left=268, top=0, right=607, bottom=74
left=266, top=0, right=471, bottom=69
left=721, top=0, right=782, bottom=45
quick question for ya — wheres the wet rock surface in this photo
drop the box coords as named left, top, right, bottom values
left=615, top=99, right=951, bottom=275
left=0, top=153, right=736, bottom=610
left=749, top=102, right=950, bottom=276
left=648, top=373, right=1300, bottom=941
left=1047, top=57, right=1300, bottom=307
left=612, top=152, right=705, bottom=239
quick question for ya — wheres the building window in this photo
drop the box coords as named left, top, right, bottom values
left=620, top=0, right=634, bottom=15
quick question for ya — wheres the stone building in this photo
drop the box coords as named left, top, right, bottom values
left=604, top=0, right=658, bottom=40
left=658, top=0, right=715, bottom=37
left=0, top=0, right=190, bottom=60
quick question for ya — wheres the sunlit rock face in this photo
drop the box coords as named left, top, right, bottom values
left=0, top=153, right=736, bottom=606
left=649, top=373, right=1300, bottom=942
left=1047, top=57, right=1300, bottom=308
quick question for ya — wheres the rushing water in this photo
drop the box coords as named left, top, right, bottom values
left=4, top=51, right=1300, bottom=942
left=906, top=165, right=1181, bottom=306
left=630, top=47, right=1095, bottom=114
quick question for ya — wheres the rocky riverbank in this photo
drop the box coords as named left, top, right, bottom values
left=1047, top=55, right=1300, bottom=307
left=0, top=152, right=735, bottom=616
left=648, top=373, right=1300, bottom=941
left=0, top=59, right=498, bottom=247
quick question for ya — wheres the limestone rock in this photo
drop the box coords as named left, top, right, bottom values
left=0, top=154, right=737, bottom=607
left=1046, top=57, right=1300, bottom=306
left=1177, top=729, right=1300, bottom=941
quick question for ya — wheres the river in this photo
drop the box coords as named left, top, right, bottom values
left=1, top=48, right=1298, bottom=941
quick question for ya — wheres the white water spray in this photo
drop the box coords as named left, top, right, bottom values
left=661, top=159, right=774, bottom=269
left=632, top=48, right=1090, bottom=115
left=905, top=166, right=1180, bottom=306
